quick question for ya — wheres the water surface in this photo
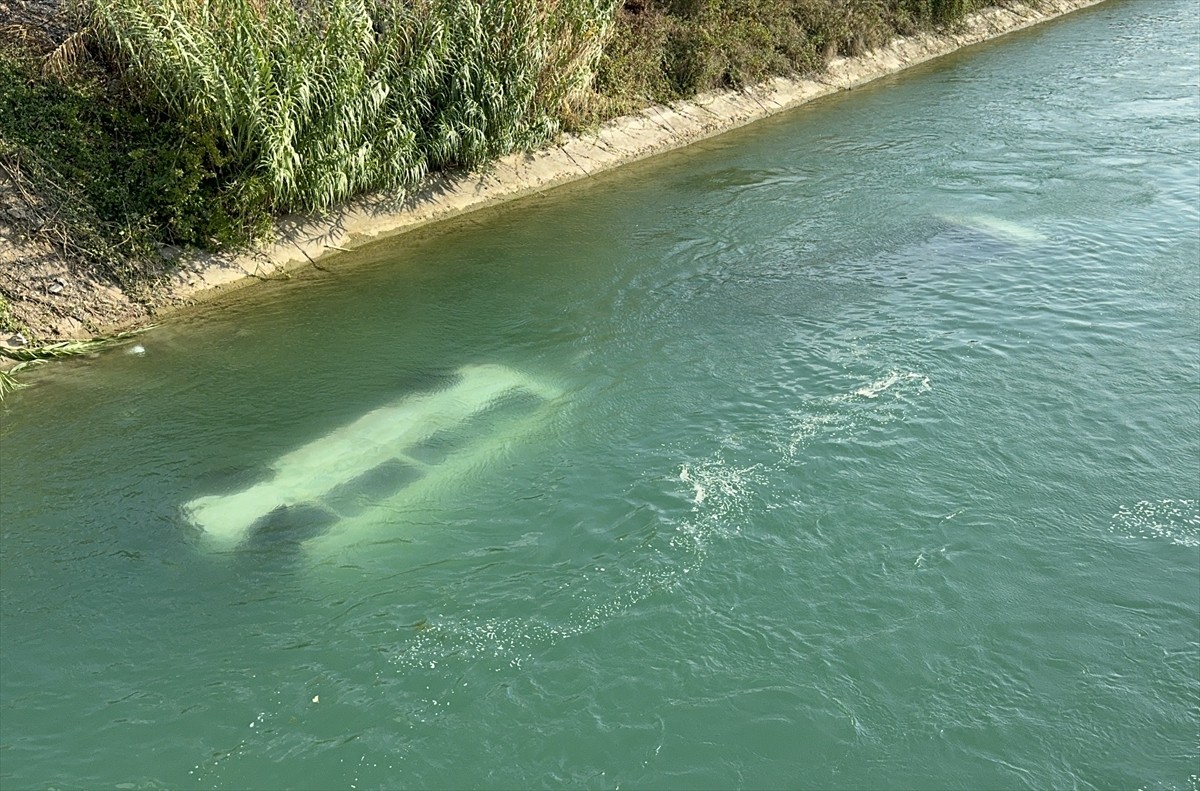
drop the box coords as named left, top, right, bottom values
left=2, top=1, right=1198, bottom=788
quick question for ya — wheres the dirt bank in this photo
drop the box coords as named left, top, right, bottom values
left=0, top=0, right=1110, bottom=354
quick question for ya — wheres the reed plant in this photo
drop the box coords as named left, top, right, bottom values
left=88, top=0, right=616, bottom=219
left=3, top=0, right=1006, bottom=323
left=587, top=0, right=1002, bottom=121
left=0, top=328, right=151, bottom=399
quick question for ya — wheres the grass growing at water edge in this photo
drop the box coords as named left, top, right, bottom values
left=0, top=0, right=1011, bottom=342
left=0, top=328, right=152, bottom=400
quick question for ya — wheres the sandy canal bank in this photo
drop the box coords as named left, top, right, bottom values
left=1, top=0, right=1110, bottom=352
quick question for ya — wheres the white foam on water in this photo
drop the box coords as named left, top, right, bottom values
left=784, top=370, right=931, bottom=460
left=786, top=410, right=845, bottom=454
left=672, top=458, right=762, bottom=561
left=848, top=370, right=931, bottom=400
left=1110, top=499, right=1200, bottom=547
left=1138, top=773, right=1200, bottom=791
left=679, top=459, right=759, bottom=510
left=391, top=454, right=760, bottom=672
left=390, top=559, right=680, bottom=672
left=391, top=365, right=934, bottom=674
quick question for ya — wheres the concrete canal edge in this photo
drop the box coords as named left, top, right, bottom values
left=165, top=0, right=1111, bottom=310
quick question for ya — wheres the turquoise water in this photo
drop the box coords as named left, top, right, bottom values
left=2, top=1, right=1198, bottom=788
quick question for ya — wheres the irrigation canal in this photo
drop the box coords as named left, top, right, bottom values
left=2, top=1, right=1197, bottom=787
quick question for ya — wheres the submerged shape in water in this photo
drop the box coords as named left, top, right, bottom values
left=935, top=213, right=1049, bottom=244
left=183, top=363, right=562, bottom=550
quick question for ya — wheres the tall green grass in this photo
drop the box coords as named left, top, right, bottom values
left=588, top=0, right=1001, bottom=120
left=4, top=0, right=1004, bottom=326
left=89, top=0, right=616, bottom=218
left=57, top=0, right=998, bottom=235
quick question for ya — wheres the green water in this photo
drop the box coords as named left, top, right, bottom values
left=2, top=2, right=1198, bottom=788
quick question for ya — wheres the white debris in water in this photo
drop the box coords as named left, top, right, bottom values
left=127, top=344, right=145, bottom=355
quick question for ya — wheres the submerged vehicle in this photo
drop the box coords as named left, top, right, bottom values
left=183, top=363, right=563, bottom=551
left=934, top=213, right=1048, bottom=245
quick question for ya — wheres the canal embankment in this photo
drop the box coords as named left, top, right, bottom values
left=168, top=0, right=1108, bottom=297
left=0, top=0, right=1109, bottom=363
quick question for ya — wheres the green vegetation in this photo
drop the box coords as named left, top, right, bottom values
left=0, top=327, right=148, bottom=363
left=0, top=328, right=151, bottom=399
left=0, top=0, right=1006, bottom=393
left=591, top=0, right=1000, bottom=118
left=89, top=0, right=614, bottom=217
left=0, top=294, right=18, bottom=335
left=0, top=114, right=202, bottom=290
left=1, top=0, right=1001, bottom=297
left=2, top=0, right=613, bottom=270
